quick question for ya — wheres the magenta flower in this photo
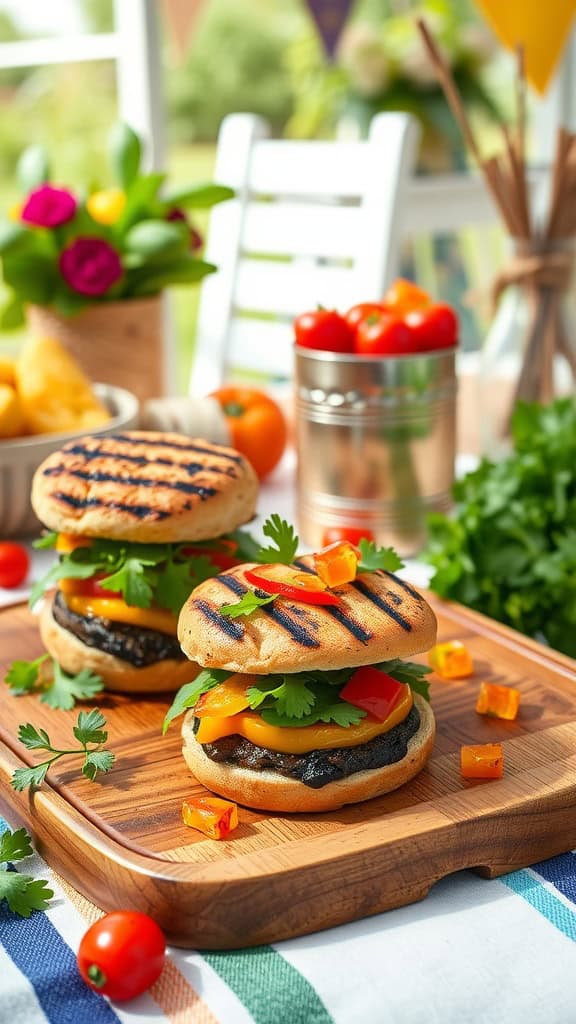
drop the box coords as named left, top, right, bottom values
left=59, top=237, right=123, bottom=297
left=21, top=185, right=77, bottom=228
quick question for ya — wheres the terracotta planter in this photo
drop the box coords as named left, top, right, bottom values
left=27, top=296, right=166, bottom=404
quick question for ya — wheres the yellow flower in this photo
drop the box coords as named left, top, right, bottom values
left=87, top=187, right=126, bottom=225
left=8, top=201, right=22, bottom=222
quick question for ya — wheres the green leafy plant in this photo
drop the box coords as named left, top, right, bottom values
left=11, top=709, right=115, bottom=791
left=425, top=398, right=576, bottom=657
left=0, top=826, right=54, bottom=917
left=0, top=122, right=234, bottom=327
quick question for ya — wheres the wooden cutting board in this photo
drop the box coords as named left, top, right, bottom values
left=1, top=595, right=575, bottom=949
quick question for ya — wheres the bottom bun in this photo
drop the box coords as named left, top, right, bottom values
left=181, top=694, right=436, bottom=812
left=40, top=596, right=200, bottom=694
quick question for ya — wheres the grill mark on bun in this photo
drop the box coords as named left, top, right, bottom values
left=63, top=443, right=238, bottom=478
left=107, top=433, right=243, bottom=463
left=43, top=465, right=218, bottom=500
left=294, top=557, right=373, bottom=643
left=192, top=599, right=245, bottom=639
left=352, top=578, right=413, bottom=632
left=50, top=491, right=171, bottom=520
left=219, top=573, right=321, bottom=649
left=383, top=571, right=424, bottom=603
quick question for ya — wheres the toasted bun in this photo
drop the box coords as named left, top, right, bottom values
left=178, top=561, right=437, bottom=674
left=31, top=430, right=258, bottom=543
left=40, top=596, right=200, bottom=694
left=181, top=694, right=435, bottom=812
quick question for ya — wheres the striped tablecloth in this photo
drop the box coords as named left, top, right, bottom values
left=2, top=810, right=576, bottom=1024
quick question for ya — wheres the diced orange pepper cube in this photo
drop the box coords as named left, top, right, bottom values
left=55, top=532, right=92, bottom=552
left=313, top=541, right=360, bottom=587
left=460, top=743, right=504, bottom=780
left=428, top=641, right=474, bottom=679
left=182, top=796, right=239, bottom=839
left=194, top=674, right=253, bottom=719
left=475, top=682, right=520, bottom=721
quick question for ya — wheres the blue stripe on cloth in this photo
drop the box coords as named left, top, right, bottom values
left=531, top=852, right=576, bottom=907
left=0, top=862, right=121, bottom=1024
left=501, top=866, right=576, bottom=943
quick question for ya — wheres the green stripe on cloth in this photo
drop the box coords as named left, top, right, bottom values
left=203, top=945, right=334, bottom=1024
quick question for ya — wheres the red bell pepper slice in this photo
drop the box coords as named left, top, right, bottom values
left=244, top=567, right=342, bottom=606
left=340, top=667, right=406, bottom=721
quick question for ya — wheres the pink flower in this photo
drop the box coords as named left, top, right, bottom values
left=21, top=185, right=77, bottom=228
left=59, top=238, right=123, bottom=297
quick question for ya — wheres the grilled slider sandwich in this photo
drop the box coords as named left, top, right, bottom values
left=171, top=538, right=437, bottom=812
left=31, top=430, right=258, bottom=693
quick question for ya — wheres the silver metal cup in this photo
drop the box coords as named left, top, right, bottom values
left=295, top=347, right=457, bottom=556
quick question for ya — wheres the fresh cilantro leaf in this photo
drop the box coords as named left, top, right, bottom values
left=6, top=656, right=104, bottom=710
left=12, top=763, right=50, bottom=791
left=162, top=669, right=232, bottom=733
left=82, top=750, right=115, bottom=781
left=375, top=658, right=432, bottom=702
left=73, top=708, right=108, bottom=745
left=248, top=678, right=316, bottom=719
left=5, top=654, right=49, bottom=694
left=155, top=556, right=205, bottom=614
left=358, top=540, right=404, bottom=573
left=257, top=514, right=299, bottom=564
left=0, top=827, right=32, bottom=862
left=18, top=723, right=52, bottom=750
left=101, top=556, right=157, bottom=607
left=0, top=872, right=54, bottom=917
left=220, top=590, right=277, bottom=618
left=319, top=702, right=366, bottom=727
left=12, top=710, right=114, bottom=791
left=41, top=664, right=104, bottom=711
left=32, top=531, right=58, bottom=550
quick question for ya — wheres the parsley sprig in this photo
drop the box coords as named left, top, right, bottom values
left=257, top=514, right=299, bottom=564
left=11, top=709, right=115, bottom=791
left=163, top=659, right=431, bottom=733
left=357, top=540, right=404, bottom=574
left=0, top=826, right=54, bottom=917
left=5, top=655, right=104, bottom=710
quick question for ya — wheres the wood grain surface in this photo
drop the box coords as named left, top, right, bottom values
left=0, top=596, right=575, bottom=948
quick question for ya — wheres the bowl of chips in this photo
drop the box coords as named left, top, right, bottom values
left=0, top=335, right=139, bottom=537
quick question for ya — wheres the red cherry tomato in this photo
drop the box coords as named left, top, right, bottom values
left=294, top=309, right=355, bottom=353
left=404, top=303, right=458, bottom=351
left=0, top=541, right=30, bottom=589
left=344, top=302, right=387, bottom=332
left=383, top=278, right=431, bottom=313
left=77, top=911, right=166, bottom=1002
left=355, top=311, right=413, bottom=356
left=321, top=526, right=374, bottom=546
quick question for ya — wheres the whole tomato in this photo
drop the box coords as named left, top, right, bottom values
left=344, top=302, right=387, bottom=333
left=355, top=311, right=413, bottom=356
left=383, top=278, right=431, bottom=313
left=77, top=910, right=166, bottom=1002
left=210, top=386, right=287, bottom=479
left=0, top=541, right=30, bottom=588
left=404, top=303, right=458, bottom=351
left=322, top=526, right=375, bottom=546
left=294, top=309, right=354, bottom=353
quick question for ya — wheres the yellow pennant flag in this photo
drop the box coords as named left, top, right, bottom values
left=474, top=0, right=575, bottom=94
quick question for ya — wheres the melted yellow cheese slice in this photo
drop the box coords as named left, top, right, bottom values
left=64, top=595, right=178, bottom=636
left=194, top=684, right=413, bottom=753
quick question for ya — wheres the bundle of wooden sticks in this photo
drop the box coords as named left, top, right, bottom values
left=417, top=18, right=576, bottom=411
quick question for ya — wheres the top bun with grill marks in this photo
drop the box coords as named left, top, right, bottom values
left=178, top=560, right=437, bottom=674
left=31, top=431, right=259, bottom=543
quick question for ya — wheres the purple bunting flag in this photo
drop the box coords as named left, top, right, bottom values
left=305, top=0, right=355, bottom=58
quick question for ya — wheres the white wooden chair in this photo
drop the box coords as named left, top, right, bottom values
left=188, top=111, right=419, bottom=396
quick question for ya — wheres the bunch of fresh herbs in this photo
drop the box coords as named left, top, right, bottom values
left=425, top=398, right=576, bottom=657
